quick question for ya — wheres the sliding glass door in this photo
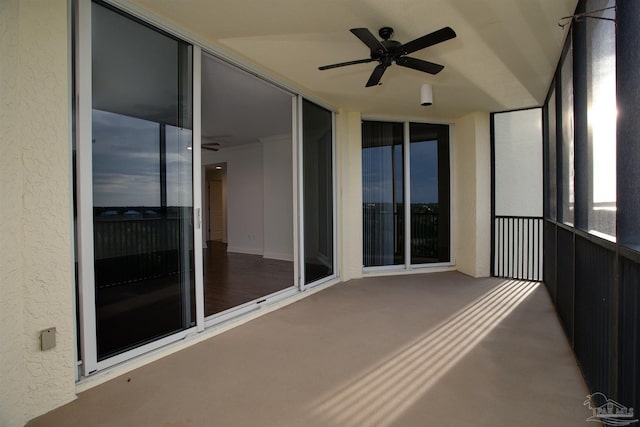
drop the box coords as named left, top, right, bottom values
left=362, top=121, right=450, bottom=269
left=302, top=100, right=335, bottom=285
left=200, top=53, right=296, bottom=317
left=409, top=123, right=450, bottom=264
left=77, top=1, right=338, bottom=373
left=80, top=1, right=196, bottom=367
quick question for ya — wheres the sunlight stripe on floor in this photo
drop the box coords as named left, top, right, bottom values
left=310, top=280, right=539, bottom=427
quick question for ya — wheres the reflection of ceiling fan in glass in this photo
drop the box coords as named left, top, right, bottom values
left=202, top=135, right=228, bottom=151
left=319, top=26, right=456, bottom=87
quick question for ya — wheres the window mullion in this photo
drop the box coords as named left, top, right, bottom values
left=404, top=121, right=411, bottom=269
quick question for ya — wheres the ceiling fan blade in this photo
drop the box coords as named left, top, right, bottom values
left=350, top=28, right=386, bottom=54
left=202, top=146, right=219, bottom=151
left=319, top=58, right=375, bottom=70
left=365, top=63, right=388, bottom=87
left=396, top=56, right=444, bottom=75
left=401, top=26, right=456, bottom=55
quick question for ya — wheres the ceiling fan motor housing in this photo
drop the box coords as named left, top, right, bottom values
left=374, top=40, right=402, bottom=59
left=378, top=26, right=394, bottom=40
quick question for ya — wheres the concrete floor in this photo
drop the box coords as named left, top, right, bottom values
left=28, top=272, right=592, bottom=426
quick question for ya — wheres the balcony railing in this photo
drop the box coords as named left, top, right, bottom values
left=411, top=211, right=438, bottom=259
left=93, top=213, right=192, bottom=288
left=493, top=216, right=543, bottom=281
left=363, top=205, right=439, bottom=265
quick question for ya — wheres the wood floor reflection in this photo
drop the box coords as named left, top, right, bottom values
left=204, top=241, right=294, bottom=316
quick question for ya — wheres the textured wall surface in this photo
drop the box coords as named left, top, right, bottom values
left=473, top=112, right=492, bottom=277
left=454, top=112, right=491, bottom=278
left=0, top=1, right=76, bottom=425
left=0, top=1, right=27, bottom=426
left=337, top=111, right=364, bottom=281
left=454, top=113, right=478, bottom=276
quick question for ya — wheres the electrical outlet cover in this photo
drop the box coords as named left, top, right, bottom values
left=41, top=328, right=56, bottom=351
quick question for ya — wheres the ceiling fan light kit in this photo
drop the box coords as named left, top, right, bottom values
left=319, top=26, right=456, bottom=87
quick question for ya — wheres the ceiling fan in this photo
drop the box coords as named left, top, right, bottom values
left=201, top=143, right=220, bottom=151
left=202, top=135, right=222, bottom=151
left=319, top=26, right=456, bottom=87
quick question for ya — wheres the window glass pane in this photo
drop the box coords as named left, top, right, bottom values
left=92, top=1, right=194, bottom=360
left=92, top=111, right=160, bottom=206
left=560, top=38, right=575, bottom=225
left=302, top=100, right=333, bottom=284
left=586, top=0, right=616, bottom=239
left=546, top=88, right=557, bottom=220
left=409, top=123, right=450, bottom=264
left=362, top=121, right=404, bottom=267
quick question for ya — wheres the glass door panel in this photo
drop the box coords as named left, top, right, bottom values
left=409, top=123, right=450, bottom=264
left=362, top=121, right=405, bottom=267
left=91, top=1, right=194, bottom=360
left=302, top=100, right=334, bottom=284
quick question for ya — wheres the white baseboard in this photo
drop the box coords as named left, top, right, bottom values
left=263, top=252, right=294, bottom=262
left=227, top=246, right=263, bottom=256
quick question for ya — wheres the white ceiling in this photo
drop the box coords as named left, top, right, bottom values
left=201, top=53, right=293, bottom=147
left=131, top=0, right=577, bottom=122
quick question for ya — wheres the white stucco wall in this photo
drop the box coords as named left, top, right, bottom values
left=0, top=2, right=26, bottom=426
left=0, top=1, right=76, bottom=426
left=474, top=114, right=492, bottom=277
left=337, top=110, right=364, bottom=281
left=453, top=112, right=491, bottom=278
